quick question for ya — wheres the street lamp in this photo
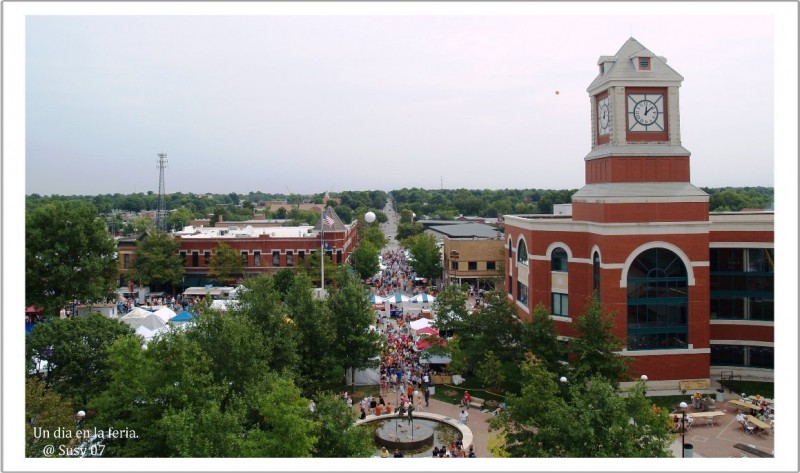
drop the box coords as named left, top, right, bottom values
left=679, top=401, right=688, bottom=458
left=559, top=376, right=568, bottom=399
left=641, top=374, right=648, bottom=396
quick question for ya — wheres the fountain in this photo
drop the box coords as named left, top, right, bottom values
left=374, top=416, right=435, bottom=451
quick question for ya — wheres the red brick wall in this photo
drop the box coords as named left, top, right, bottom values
left=572, top=201, right=709, bottom=223
left=585, top=156, right=690, bottom=184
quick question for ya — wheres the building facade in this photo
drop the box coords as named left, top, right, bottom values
left=118, top=207, right=358, bottom=287
left=503, top=38, right=774, bottom=387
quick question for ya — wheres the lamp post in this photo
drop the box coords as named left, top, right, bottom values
left=679, top=401, right=688, bottom=458
left=640, top=374, right=648, bottom=396
left=559, top=376, right=568, bottom=399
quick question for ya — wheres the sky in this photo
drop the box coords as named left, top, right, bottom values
left=15, top=3, right=790, bottom=197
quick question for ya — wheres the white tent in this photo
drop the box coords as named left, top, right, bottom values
left=153, top=307, right=177, bottom=323
left=121, top=306, right=153, bottom=319
left=410, top=293, right=436, bottom=304
left=409, top=318, right=433, bottom=331
left=122, top=311, right=167, bottom=331
left=210, top=299, right=237, bottom=311
left=385, top=293, right=410, bottom=304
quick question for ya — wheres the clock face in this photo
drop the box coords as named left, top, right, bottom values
left=627, top=93, right=665, bottom=132
left=597, top=97, right=610, bottom=136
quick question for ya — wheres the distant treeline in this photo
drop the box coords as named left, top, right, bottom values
left=25, top=186, right=773, bottom=222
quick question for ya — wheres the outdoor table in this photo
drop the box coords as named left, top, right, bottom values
left=729, top=399, right=759, bottom=413
left=746, top=415, right=772, bottom=433
left=686, top=410, right=725, bottom=426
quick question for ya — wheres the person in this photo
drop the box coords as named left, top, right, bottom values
left=380, top=447, right=389, bottom=458
left=393, top=449, right=404, bottom=458
left=493, top=401, right=507, bottom=416
left=462, top=391, right=472, bottom=409
left=468, top=446, right=476, bottom=458
left=375, top=404, right=383, bottom=416
left=369, top=397, right=377, bottom=415
left=423, top=385, right=430, bottom=408
left=360, top=406, right=367, bottom=420
left=459, top=409, right=469, bottom=425
left=736, top=410, right=745, bottom=424
left=386, top=402, right=392, bottom=415
left=692, top=392, right=702, bottom=409
left=432, top=446, right=440, bottom=457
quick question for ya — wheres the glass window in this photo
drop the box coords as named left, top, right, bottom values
left=123, top=253, right=130, bottom=269
left=710, top=248, right=774, bottom=321
left=516, top=281, right=528, bottom=307
left=451, top=261, right=458, bottom=271
left=508, top=240, right=512, bottom=258
left=626, top=248, right=688, bottom=350
left=254, top=251, right=261, bottom=267
left=552, top=293, right=568, bottom=316
left=192, top=252, right=199, bottom=267
left=298, top=250, right=305, bottom=262
left=241, top=251, right=248, bottom=267
left=272, top=251, right=280, bottom=267
left=468, top=261, right=478, bottom=270
left=517, top=240, right=528, bottom=264
left=286, top=251, right=293, bottom=267
left=551, top=248, right=568, bottom=272
left=487, top=261, right=496, bottom=271
left=593, top=252, right=600, bottom=295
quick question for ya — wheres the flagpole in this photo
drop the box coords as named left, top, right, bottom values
left=320, top=209, right=325, bottom=292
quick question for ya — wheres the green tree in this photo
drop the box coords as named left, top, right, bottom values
left=26, top=313, right=135, bottom=406
left=311, top=393, right=374, bottom=457
left=399, top=208, right=414, bottom=223
left=395, top=222, right=423, bottom=240
left=350, top=240, right=380, bottom=279
left=456, top=291, right=522, bottom=373
left=489, top=355, right=672, bottom=457
left=25, top=377, right=77, bottom=458
left=327, top=268, right=382, bottom=390
left=129, top=215, right=154, bottom=234
left=207, top=242, right=244, bottom=285
left=358, top=222, right=388, bottom=250
left=520, top=303, right=564, bottom=374
left=166, top=207, right=194, bottom=230
left=404, top=233, right=443, bottom=281
left=286, top=275, right=342, bottom=395
left=476, top=350, right=505, bottom=391
left=570, top=293, right=630, bottom=385
left=26, top=200, right=119, bottom=317
left=129, top=230, right=184, bottom=290
left=432, top=284, right=469, bottom=336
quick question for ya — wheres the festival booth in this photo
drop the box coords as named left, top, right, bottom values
left=121, top=308, right=167, bottom=331
left=153, top=306, right=177, bottom=323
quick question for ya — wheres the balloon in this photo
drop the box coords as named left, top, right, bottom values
left=365, top=211, right=376, bottom=223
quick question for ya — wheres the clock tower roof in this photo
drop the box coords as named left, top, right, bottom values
left=587, top=37, right=684, bottom=94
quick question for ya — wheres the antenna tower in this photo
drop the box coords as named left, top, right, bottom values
left=155, top=153, right=168, bottom=231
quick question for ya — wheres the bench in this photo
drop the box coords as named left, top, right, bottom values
left=733, top=443, right=773, bottom=458
left=679, top=379, right=710, bottom=391
left=468, top=397, right=485, bottom=409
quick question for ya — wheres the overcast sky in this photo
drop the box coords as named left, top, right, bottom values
left=18, top=5, right=786, bottom=197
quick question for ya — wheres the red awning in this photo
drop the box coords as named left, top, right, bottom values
left=415, top=327, right=439, bottom=336
left=25, top=305, right=43, bottom=315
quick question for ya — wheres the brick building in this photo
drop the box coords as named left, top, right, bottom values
left=503, top=38, right=774, bottom=388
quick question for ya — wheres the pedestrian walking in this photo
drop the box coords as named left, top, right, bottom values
left=459, top=409, right=469, bottom=425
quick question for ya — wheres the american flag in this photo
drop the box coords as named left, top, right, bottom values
left=323, top=214, right=335, bottom=227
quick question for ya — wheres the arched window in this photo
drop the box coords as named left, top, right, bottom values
left=626, top=248, right=689, bottom=350
left=508, top=239, right=513, bottom=258
left=517, top=239, right=528, bottom=265
left=551, top=248, right=568, bottom=272
left=592, top=252, right=600, bottom=296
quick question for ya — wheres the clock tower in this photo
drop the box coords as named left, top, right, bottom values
left=573, top=37, right=709, bottom=223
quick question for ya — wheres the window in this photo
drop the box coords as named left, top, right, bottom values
left=516, top=281, right=528, bottom=307
left=508, top=240, right=512, bottom=258
left=286, top=251, right=293, bottom=267
left=508, top=275, right=513, bottom=294
left=204, top=251, right=211, bottom=267
left=298, top=250, right=305, bottom=262
left=711, top=345, right=773, bottom=369
left=487, top=261, right=496, bottom=271
left=272, top=251, right=280, bottom=267
left=626, top=248, right=688, bottom=350
left=552, top=293, right=568, bottom=316
left=336, top=250, right=342, bottom=264
left=593, top=252, right=600, bottom=296
left=517, top=240, right=528, bottom=264
left=254, top=251, right=261, bottom=267
left=551, top=248, right=568, bottom=272
left=638, top=57, right=651, bottom=70
left=123, top=254, right=130, bottom=269
left=451, top=261, right=459, bottom=271
left=192, top=252, right=199, bottom=267
left=709, top=248, right=774, bottom=321
left=468, top=261, right=478, bottom=271
left=241, top=251, right=248, bottom=267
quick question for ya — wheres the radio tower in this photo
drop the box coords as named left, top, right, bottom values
left=155, top=153, right=168, bottom=232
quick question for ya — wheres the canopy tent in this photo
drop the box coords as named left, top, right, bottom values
left=415, top=326, right=439, bottom=337
left=170, top=311, right=197, bottom=323
left=368, top=294, right=385, bottom=305
left=26, top=305, right=44, bottom=315
left=121, top=306, right=154, bottom=319
left=153, top=307, right=177, bottom=323
left=416, top=338, right=446, bottom=351
left=410, top=293, right=436, bottom=304
left=210, top=299, right=237, bottom=311
left=135, top=324, right=171, bottom=341
left=121, top=311, right=166, bottom=331
left=409, top=318, right=433, bottom=331
left=385, top=293, right=410, bottom=304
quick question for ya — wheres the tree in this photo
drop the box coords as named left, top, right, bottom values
left=327, top=268, right=382, bottom=390
left=432, top=284, right=469, bottom=336
left=26, top=200, right=119, bottom=317
left=399, top=208, right=414, bottom=223
left=476, top=350, right=505, bottom=391
left=129, top=230, right=184, bottom=290
left=520, top=303, right=564, bottom=374
left=395, top=222, right=423, bottom=241
left=358, top=222, right=387, bottom=250
left=350, top=240, right=380, bottom=279
left=403, top=233, right=443, bottom=281
left=310, top=393, right=374, bottom=457
left=26, top=377, right=77, bottom=458
left=456, top=291, right=522, bottom=373
left=128, top=215, right=154, bottom=234
left=26, top=313, right=135, bottom=406
left=166, top=207, right=194, bottom=231
left=207, top=242, right=243, bottom=285
left=488, top=355, right=672, bottom=457
left=569, top=293, right=630, bottom=385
